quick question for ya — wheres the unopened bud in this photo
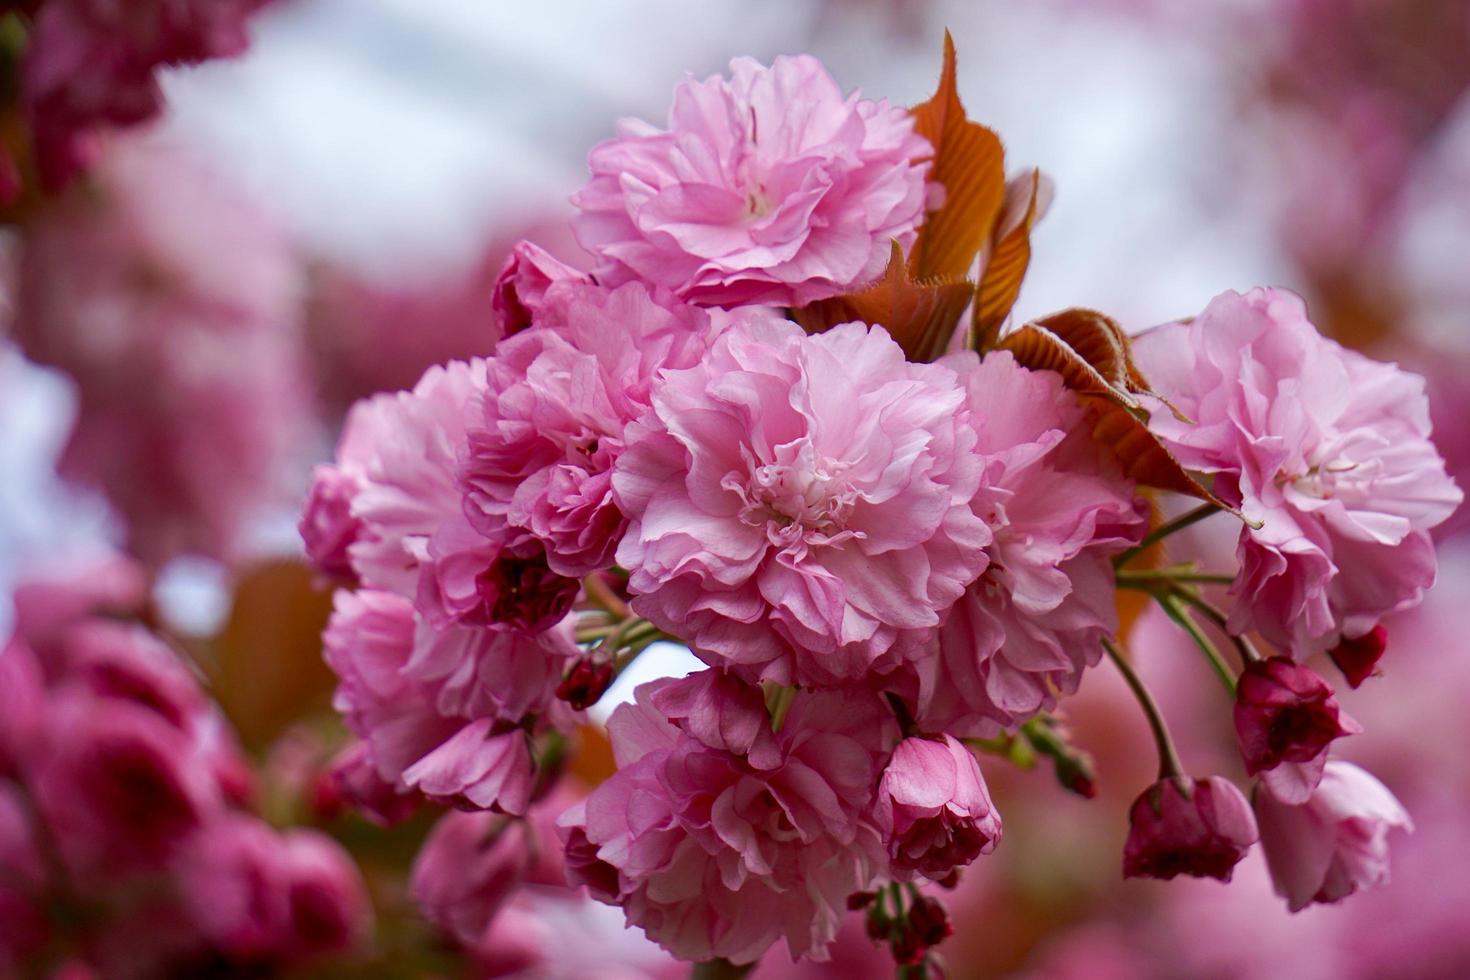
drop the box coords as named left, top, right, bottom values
left=556, top=657, right=614, bottom=710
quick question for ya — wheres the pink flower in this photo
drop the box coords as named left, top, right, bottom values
left=613, top=318, right=990, bottom=688
left=460, top=280, right=730, bottom=578
left=322, top=588, right=571, bottom=813
left=411, top=798, right=569, bottom=949
left=9, top=553, right=147, bottom=656
left=23, top=0, right=276, bottom=189
left=29, top=692, right=222, bottom=875
left=178, top=816, right=294, bottom=960
left=1123, top=776, right=1259, bottom=882
left=333, top=358, right=487, bottom=597
left=571, top=55, right=932, bottom=308
left=1255, top=760, right=1412, bottom=912
left=401, top=721, right=536, bottom=815
left=911, top=350, right=1145, bottom=735
left=1234, top=657, right=1360, bottom=802
left=1134, top=288, right=1462, bottom=655
left=299, top=463, right=363, bottom=582
left=491, top=240, right=587, bottom=336
left=327, top=743, right=419, bottom=826
left=13, top=137, right=307, bottom=563
left=414, top=524, right=579, bottom=633
left=560, top=675, right=897, bottom=964
left=877, top=735, right=1001, bottom=882
left=276, top=829, right=372, bottom=959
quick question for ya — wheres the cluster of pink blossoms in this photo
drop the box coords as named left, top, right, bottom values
left=0, top=556, right=368, bottom=976
left=305, top=45, right=1459, bottom=975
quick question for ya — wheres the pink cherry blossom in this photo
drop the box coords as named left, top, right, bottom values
left=23, top=0, right=277, bottom=189
left=299, top=463, right=363, bottom=582
left=460, top=280, right=736, bottom=578
left=614, top=318, right=990, bottom=688
left=334, top=358, right=488, bottom=597
left=911, top=350, right=1144, bottom=735
left=29, top=691, right=222, bottom=876
left=877, top=734, right=1001, bottom=882
left=322, top=588, right=573, bottom=813
left=571, top=55, right=932, bottom=308
left=13, top=137, right=307, bottom=564
left=276, top=828, right=372, bottom=959
left=1123, top=776, right=1259, bottom=882
left=411, top=795, right=570, bottom=951
left=560, top=675, right=897, bottom=964
left=1134, top=287, right=1462, bottom=655
left=491, top=240, right=588, bottom=337
left=1255, top=760, right=1412, bottom=912
left=178, top=816, right=295, bottom=960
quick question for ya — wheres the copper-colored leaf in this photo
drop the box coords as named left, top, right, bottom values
left=207, top=560, right=338, bottom=751
left=974, top=169, right=1047, bottom=349
left=794, top=241, right=975, bottom=362
left=997, top=318, right=1141, bottom=410
left=907, top=31, right=1006, bottom=282
left=1083, top=396, right=1228, bottom=506
left=999, top=309, right=1239, bottom=514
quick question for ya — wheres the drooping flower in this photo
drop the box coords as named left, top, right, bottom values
left=1234, top=656, right=1360, bottom=803
left=460, top=280, right=738, bottom=578
left=1255, top=760, right=1413, bottom=911
left=322, top=588, right=574, bottom=814
left=911, top=350, right=1145, bottom=735
left=560, top=675, right=897, bottom=964
left=572, top=55, right=932, bottom=308
left=1134, top=287, right=1462, bottom=656
left=876, top=734, right=1001, bottom=882
left=1123, top=776, right=1259, bottom=882
left=614, top=318, right=990, bottom=688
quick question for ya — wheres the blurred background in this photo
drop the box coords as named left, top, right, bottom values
left=2, top=0, right=1468, bottom=976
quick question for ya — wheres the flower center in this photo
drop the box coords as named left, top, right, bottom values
left=727, top=447, right=862, bottom=551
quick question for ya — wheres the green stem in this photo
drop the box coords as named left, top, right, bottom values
left=582, top=572, right=630, bottom=619
left=1166, top=586, right=1262, bottom=664
left=692, top=959, right=755, bottom=980
left=1102, top=637, right=1185, bottom=780
left=1158, top=595, right=1237, bottom=695
left=1116, top=568, right=1236, bottom=586
left=1114, top=503, right=1221, bottom=569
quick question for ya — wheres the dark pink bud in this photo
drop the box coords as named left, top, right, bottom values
left=1234, top=657, right=1361, bottom=778
left=1328, top=626, right=1387, bottom=688
left=1123, top=776, right=1258, bottom=881
left=555, top=657, right=614, bottom=711
left=906, top=894, right=953, bottom=947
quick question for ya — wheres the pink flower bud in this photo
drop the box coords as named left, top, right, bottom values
left=298, top=464, right=363, bottom=581
left=1327, top=625, right=1388, bottom=688
left=1123, top=776, right=1258, bottom=882
left=878, top=735, right=1001, bottom=882
left=1256, top=760, right=1412, bottom=912
left=1233, top=657, right=1361, bottom=786
left=328, top=743, right=419, bottom=827
left=491, top=241, right=586, bottom=337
